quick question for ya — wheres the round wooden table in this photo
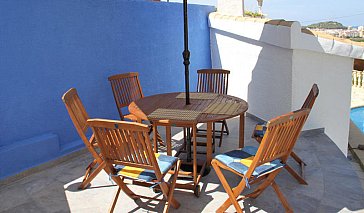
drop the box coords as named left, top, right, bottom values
left=128, top=92, right=248, bottom=165
left=129, top=92, right=248, bottom=195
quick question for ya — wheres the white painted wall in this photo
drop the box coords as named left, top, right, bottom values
left=292, top=50, right=353, bottom=154
left=210, top=20, right=292, bottom=121
left=209, top=13, right=357, bottom=155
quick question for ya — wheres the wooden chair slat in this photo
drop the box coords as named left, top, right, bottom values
left=130, top=131, right=144, bottom=164
left=136, top=132, right=148, bottom=164
left=252, top=83, right=319, bottom=185
left=88, top=119, right=181, bottom=212
left=212, top=109, right=310, bottom=213
left=119, top=128, right=133, bottom=162
left=196, top=68, right=231, bottom=147
left=115, top=129, right=129, bottom=162
left=62, top=88, right=114, bottom=189
left=108, top=72, right=144, bottom=119
left=108, top=72, right=164, bottom=147
left=113, top=129, right=125, bottom=161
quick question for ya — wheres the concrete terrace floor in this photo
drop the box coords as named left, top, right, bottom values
left=1, top=116, right=364, bottom=213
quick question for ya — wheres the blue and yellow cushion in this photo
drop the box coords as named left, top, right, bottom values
left=114, top=153, right=178, bottom=182
left=215, top=146, right=284, bottom=177
left=252, top=122, right=267, bottom=138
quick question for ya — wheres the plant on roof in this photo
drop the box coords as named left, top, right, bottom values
left=244, top=10, right=264, bottom=18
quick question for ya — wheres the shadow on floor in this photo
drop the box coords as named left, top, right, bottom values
left=1, top=116, right=364, bottom=212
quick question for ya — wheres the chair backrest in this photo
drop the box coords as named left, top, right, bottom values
left=197, top=69, right=230, bottom=94
left=87, top=119, right=163, bottom=179
left=62, top=88, right=91, bottom=145
left=301, top=84, right=319, bottom=110
left=246, top=109, right=310, bottom=178
left=108, top=72, right=144, bottom=119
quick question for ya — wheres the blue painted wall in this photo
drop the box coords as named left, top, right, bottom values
left=0, top=0, right=214, bottom=179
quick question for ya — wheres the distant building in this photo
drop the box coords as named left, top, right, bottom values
left=359, top=26, right=364, bottom=37
left=341, top=30, right=359, bottom=38
left=309, top=27, right=363, bottom=38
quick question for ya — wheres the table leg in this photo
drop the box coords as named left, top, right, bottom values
left=192, top=125, right=197, bottom=184
left=239, top=113, right=245, bottom=148
left=166, top=125, right=172, bottom=156
left=206, top=122, right=213, bottom=166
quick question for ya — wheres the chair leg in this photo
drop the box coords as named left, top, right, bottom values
left=212, top=160, right=244, bottom=213
left=213, top=122, right=216, bottom=153
left=218, top=170, right=282, bottom=213
left=149, top=124, right=164, bottom=147
left=159, top=182, right=180, bottom=210
left=163, top=160, right=181, bottom=213
left=212, top=122, right=215, bottom=144
left=183, top=128, right=187, bottom=150
left=223, top=120, right=229, bottom=135
left=85, top=159, right=98, bottom=177
left=111, top=172, right=140, bottom=200
left=218, top=121, right=224, bottom=147
left=156, top=130, right=164, bottom=146
left=271, top=181, right=293, bottom=212
left=290, top=151, right=306, bottom=166
left=245, top=170, right=293, bottom=211
left=109, top=187, right=121, bottom=213
left=245, top=170, right=280, bottom=199
left=284, top=164, right=308, bottom=185
left=79, top=159, right=98, bottom=189
left=79, top=159, right=105, bottom=189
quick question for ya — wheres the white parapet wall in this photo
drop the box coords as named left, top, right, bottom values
left=209, top=12, right=364, bottom=155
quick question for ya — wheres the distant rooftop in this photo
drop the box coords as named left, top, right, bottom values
left=303, top=29, right=364, bottom=48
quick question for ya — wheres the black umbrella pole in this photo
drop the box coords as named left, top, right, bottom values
left=183, top=0, right=190, bottom=105
left=183, top=0, right=192, bottom=162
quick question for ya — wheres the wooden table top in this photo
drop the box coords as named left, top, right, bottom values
left=128, top=92, right=248, bottom=125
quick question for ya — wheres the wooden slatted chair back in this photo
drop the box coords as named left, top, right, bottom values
left=108, top=72, right=144, bottom=119
left=88, top=119, right=162, bottom=179
left=246, top=109, right=310, bottom=178
left=197, top=69, right=230, bottom=94
left=301, top=83, right=319, bottom=110
left=62, top=88, right=90, bottom=143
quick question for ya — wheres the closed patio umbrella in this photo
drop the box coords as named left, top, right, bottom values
left=182, top=0, right=193, bottom=163
left=183, top=0, right=190, bottom=105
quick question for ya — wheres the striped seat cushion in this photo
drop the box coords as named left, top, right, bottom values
left=214, top=146, right=284, bottom=177
left=114, top=153, right=178, bottom=182
left=252, top=122, right=267, bottom=138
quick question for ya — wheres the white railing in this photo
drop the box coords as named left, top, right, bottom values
left=352, top=70, right=364, bottom=88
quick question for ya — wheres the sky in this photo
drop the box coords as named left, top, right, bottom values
left=169, top=0, right=364, bottom=27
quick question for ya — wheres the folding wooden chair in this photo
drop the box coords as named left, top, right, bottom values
left=212, top=109, right=310, bottom=213
left=252, top=84, right=319, bottom=184
left=196, top=69, right=230, bottom=148
left=87, top=119, right=181, bottom=213
left=108, top=72, right=163, bottom=145
left=62, top=88, right=108, bottom=189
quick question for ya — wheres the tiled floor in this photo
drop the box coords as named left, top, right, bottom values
left=1, top=116, right=364, bottom=212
